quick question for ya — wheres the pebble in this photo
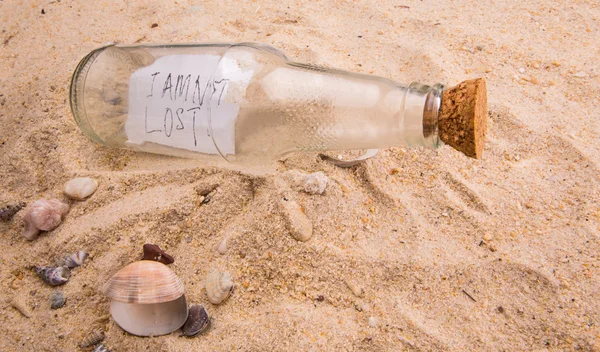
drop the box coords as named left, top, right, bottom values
left=217, top=238, right=227, bottom=254
left=64, top=177, right=99, bottom=200
left=50, top=291, right=66, bottom=309
left=345, top=279, right=364, bottom=298
left=573, top=71, right=588, bottom=78
left=280, top=198, right=313, bottom=242
left=518, top=67, right=525, bottom=73
left=10, top=297, right=31, bottom=318
left=283, top=171, right=329, bottom=195
left=368, top=316, right=379, bottom=327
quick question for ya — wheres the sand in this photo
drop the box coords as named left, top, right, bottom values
left=1, top=0, right=599, bottom=351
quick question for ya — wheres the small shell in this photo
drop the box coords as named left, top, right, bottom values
left=0, top=202, right=25, bottom=221
left=23, top=199, right=69, bottom=240
left=205, top=271, right=234, bottom=305
left=182, top=304, right=210, bottom=337
left=280, top=198, right=313, bottom=242
left=10, top=297, right=31, bottom=318
left=92, top=344, right=110, bottom=352
left=102, top=260, right=184, bottom=304
left=142, top=244, right=174, bottom=264
left=57, top=250, right=89, bottom=268
left=64, top=177, right=99, bottom=200
left=50, top=291, right=66, bottom=309
left=79, top=328, right=105, bottom=348
left=35, top=266, right=71, bottom=286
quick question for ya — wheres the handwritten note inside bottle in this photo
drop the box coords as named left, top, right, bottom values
left=125, top=55, right=241, bottom=156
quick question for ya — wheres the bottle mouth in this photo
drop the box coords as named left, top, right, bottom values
left=403, top=82, right=444, bottom=149
left=69, top=44, right=115, bottom=145
left=422, top=83, right=444, bottom=149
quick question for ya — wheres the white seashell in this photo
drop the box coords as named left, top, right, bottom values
left=280, top=198, right=313, bottom=242
left=23, top=199, right=70, bottom=240
left=64, top=177, right=98, bottom=200
left=216, top=238, right=227, bottom=255
left=101, top=261, right=187, bottom=336
left=205, top=271, right=234, bottom=305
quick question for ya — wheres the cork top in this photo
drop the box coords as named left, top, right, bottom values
left=438, top=78, right=487, bottom=159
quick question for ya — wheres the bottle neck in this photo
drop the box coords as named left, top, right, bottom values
left=402, top=82, right=444, bottom=149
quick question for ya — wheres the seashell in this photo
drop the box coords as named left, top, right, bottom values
left=10, top=297, right=31, bottom=318
left=102, top=261, right=187, bottom=336
left=23, top=199, right=69, bottom=240
left=182, top=304, right=210, bottom=337
left=92, top=344, right=110, bottom=352
left=0, top=202, right=26, bottom=221
left=57, top=250, right=89, bottom=268
left=280, top=198, right=313, bottom=242
left=205, top=271, right=234, bottom=305
left=79, top=328, right=105, bottom=348
left=64, top=177, right=99, bottom=200
left=50, top=291, right=66, bottom=309
left=142, top=244, right=174, bottom=264
left=35, top=266, right=71, bottom=286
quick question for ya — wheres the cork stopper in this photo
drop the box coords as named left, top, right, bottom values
left=438, top=78, right=487, bottom=159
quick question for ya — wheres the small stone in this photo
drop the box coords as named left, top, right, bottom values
left=142, top=244, right=174, bottom=264
left=345, top=279, right=364, bottom=297
left=573, top=71, right=588, bottom=78
left=64, top=177, right=99, bottom=200
left=217, top=238, right=227, bottom=255
left=482, top=233, right=492, bottom=241
left=280, top=198, right=313, bottom=242
left=151, top=23, right=158, bottom=28
left=518, top=67, right=525, bottom=73
left=50, top=291, right=66, bottom=309
left=283, top=171, right=329, bottom=195
left=316, top=295, right=325, bottom=302
left=368, top=316, right=378, bottom=327
left=10, top=297, right=31, bottom=318
left=497, top=306, right=504, bottom=313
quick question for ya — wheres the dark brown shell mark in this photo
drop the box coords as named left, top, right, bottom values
left=142, top=244, right=175, bottom=265
left=182, top=304, right=210, bottom=337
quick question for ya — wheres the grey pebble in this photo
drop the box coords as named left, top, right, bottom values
left=50, top=291, right=66, bottom=309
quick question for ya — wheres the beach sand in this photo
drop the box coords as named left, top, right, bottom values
left=0, top=0, right=599, bottom=351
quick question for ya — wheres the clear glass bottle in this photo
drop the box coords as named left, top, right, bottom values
left=70, top=43, right=443, bottom=165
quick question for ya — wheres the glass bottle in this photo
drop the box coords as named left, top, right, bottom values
left=70, top=43, right=444, bottom=165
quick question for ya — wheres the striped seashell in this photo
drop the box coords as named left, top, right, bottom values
left=205, top=271, right=234, bottom=305
left=57, top=250, right=89, bottom=268
left=101, top=260, right=184, bottom=304
left=79, top=328, right=105, bottom=348
left=35, top=266, right=71, bottom=286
